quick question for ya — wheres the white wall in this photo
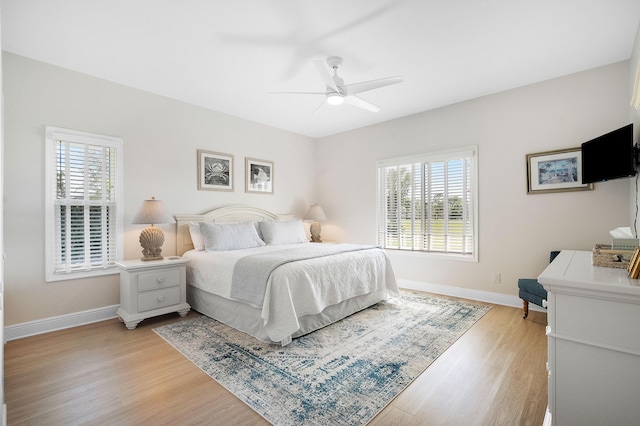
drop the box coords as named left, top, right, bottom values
left=630, top=23, right=640, bottom=231
left=2, top=52, right=316, bottom=326
left=316, top=61, right=632, bottom=296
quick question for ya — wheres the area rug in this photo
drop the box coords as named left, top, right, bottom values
left=153, top=291, right=490, bottom=425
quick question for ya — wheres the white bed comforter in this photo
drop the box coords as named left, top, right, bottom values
left=183, top=243, right=399, bottom=342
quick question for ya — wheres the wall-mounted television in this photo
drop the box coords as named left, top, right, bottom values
left=581, top=124, right=636, bottom=184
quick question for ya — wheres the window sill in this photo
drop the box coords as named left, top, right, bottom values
left=383, top=249, right=478, bottom=263
left=46, top=267, right=119, bottom=283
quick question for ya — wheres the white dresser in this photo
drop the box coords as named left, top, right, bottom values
left=538, top=250, right=640, bottom=426
left=116, top=257, right=191, bottom=330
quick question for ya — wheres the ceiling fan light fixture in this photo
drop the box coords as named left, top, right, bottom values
left=326, top=92, right=345, bottom=106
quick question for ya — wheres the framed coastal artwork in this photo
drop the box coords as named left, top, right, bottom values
left=526, top=148, right=593, bottom=194
left=198, top=149, right=234, bottom=191
left=245, top=157, right=273, bottom=194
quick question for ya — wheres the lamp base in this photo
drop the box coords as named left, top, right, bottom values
left=139, top=225, right=165, bottom=262
left=310, top=221, right=322, bottom=243
left=141, top=255, right=164, bottom=262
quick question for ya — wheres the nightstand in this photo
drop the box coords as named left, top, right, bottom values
left=116, top=257, right=191, bottom=330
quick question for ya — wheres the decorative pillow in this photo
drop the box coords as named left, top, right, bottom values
left=199, top=221, right=266, bottom=251
left=254, top=221, right=264, bottom=240
left=188, top=222, right=205, bottom=251
left=259, top=220, right=309, bottom=245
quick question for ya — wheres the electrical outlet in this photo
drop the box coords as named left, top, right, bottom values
left=491, top=272, right=501, bottom=284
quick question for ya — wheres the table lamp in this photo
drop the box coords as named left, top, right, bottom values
left=304, top=203, right=327, bottom=243
left=132, top=197, right=175, bottom=261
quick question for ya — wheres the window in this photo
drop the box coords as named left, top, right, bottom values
left=45, top=127, right=123, bottom=281
left=377, top=146, right=478, bottom=261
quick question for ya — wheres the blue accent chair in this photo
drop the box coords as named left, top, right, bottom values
left=518, top=251, right=560, bottom=319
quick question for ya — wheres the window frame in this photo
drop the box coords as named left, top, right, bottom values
left=44, top=126, right=124, bottom=282
left=376, top=146, right=478, bottom=262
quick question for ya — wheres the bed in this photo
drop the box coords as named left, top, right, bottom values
left=175, top=205, right=399, bottom=345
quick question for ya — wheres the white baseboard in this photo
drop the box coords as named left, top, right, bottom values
left=398, top=279, right=546, bottom=313
left=4, top=305, right=119, bottom=341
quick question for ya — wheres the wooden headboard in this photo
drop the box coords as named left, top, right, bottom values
left=174, top=205, right=293, bottom=256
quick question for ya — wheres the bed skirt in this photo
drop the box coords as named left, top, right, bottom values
left=187, top=285, right=392, bottom=345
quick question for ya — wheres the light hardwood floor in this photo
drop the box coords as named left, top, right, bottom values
left=5, top=297, right=548, bottom=426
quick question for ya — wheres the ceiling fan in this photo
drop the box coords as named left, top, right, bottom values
left=273, top=56, right=403, bottom=112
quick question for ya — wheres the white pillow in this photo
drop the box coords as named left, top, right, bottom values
left=188, top=222, right=205, bottom=251
left=199, top=221, right=266, bottom=251
left=254, top=221, right=264, bottom=240
left=259, top=220, right=309, bottom=245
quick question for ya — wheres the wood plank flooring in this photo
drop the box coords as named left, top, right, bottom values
left=5, top=296, right=548, bottom=425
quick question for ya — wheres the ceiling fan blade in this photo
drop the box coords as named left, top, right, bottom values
left=311, top=99, right=327, bottom=115
left=313, top=60, right=339, bottom=92
left=343, top=76, right=403, bottom=96
left=268, top=91, right=326, bottom=95
left=344, top=95, right=380, bottom=113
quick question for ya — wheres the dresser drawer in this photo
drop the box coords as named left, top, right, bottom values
left=555, top=293, right=640, bottom=352
left=138, top=287, right=180, bottom=312
left=138, top=268, right=181, bottom=292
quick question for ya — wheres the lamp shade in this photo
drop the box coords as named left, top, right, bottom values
left=304, top=204, right=327, bottom=221
left=132, top=197, right=175, bottom=225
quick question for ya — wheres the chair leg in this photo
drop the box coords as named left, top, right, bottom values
left=522, top=300, right=529, bottom=319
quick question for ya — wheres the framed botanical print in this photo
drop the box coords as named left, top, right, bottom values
left=526, top=147, right=594, bottom=194
left=198, top=149, right=233, bottom=191
left=245, top=157, right=273, bottom=194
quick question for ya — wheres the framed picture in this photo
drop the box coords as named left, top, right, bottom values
left=245, top=157, right=273, bottom=194
left=198, top=149, right=234, bottom=191
left=628, top=247, right=640, bottom=278
left=526, top=148, right=594, bottom=194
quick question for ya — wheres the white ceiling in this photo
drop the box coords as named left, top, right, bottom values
left=2, top=0, right=640, bottom=138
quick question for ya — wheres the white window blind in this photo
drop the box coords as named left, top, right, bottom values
left=45, top=127, right=123, bottom=281
left=377, top=147, right=478, bottom=260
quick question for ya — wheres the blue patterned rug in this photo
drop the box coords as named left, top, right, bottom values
left=153, top=291, right=490, bottom=425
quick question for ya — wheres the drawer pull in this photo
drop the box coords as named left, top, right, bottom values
left=157, top=277, right=166, bottom=284
left=158, top=296, right=165, bottom=303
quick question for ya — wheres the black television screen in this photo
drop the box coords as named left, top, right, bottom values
left=581, top=124, right=636, bottom=184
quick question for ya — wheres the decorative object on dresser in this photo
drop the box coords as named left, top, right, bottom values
left=245, top=157, right=273, bottom=194
left=591, top=244, right=634, bottom=269
left=197, top=149, right=234, bottom=191
left=132, top=197, right=175, bottom=261
left=116, top=258, right=190, bottom=330
left=627, top=247, right=640, bottom=278
left=303, top=203, right=327, bottom=242
left=154, top=291, right=490, bottom=426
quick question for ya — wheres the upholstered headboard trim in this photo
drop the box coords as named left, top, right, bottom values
left=174, top=205, right=293, bottom=256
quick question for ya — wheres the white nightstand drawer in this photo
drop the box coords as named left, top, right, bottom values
left=138, top=268, right=181, bottom=292
left=138, top=287, right=181, bottom=312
